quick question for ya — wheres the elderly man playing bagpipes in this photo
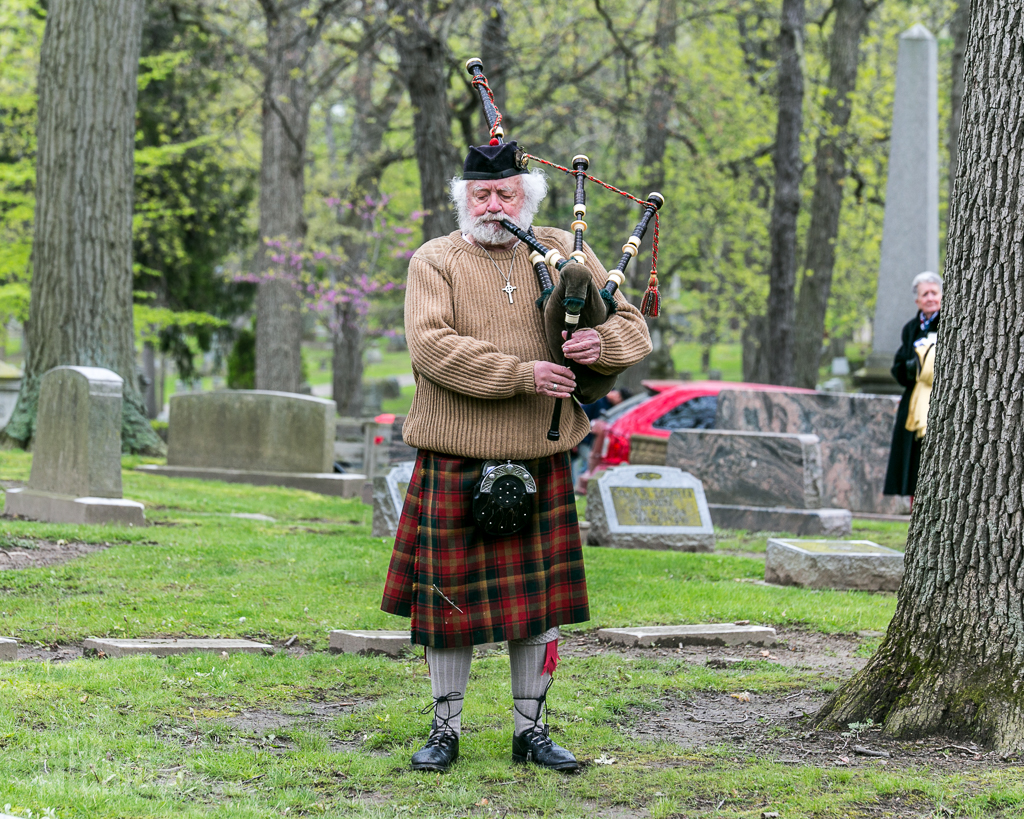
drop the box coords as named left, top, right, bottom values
left=381, top=60, right=660, bottom=773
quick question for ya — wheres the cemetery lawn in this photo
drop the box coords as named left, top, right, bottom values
left=0, top=451, right=1019, bottom=818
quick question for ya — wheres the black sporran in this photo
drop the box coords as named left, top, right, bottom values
left=472, top=460, right=537, bottom=536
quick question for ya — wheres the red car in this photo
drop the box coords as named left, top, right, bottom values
left=577, top=380, right=814, bottom=492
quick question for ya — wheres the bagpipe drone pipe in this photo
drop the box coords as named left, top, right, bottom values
left=466, top=58, right=663, bottom=441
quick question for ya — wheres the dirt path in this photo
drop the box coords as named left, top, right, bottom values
left=0, top=537, right=111, bottom=569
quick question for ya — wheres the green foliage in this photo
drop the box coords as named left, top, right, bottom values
left=226, top=328, right=256, bottom=389
left=0, top=0, right=44, bottom=304
left=133, top=3, right=259, bottom=381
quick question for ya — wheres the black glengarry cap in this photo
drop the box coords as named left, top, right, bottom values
left=463, top=140, right=529, bottom=180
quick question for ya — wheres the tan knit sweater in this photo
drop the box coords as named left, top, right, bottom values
left=402, top=227, right=652, bottom=459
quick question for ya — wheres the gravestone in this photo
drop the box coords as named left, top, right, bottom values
left=707, top=505, right=851, bottom=536
left=666, top=429, right=823, bottom=509
left=82, top=637, right=273, bottom=658
left=586, top=465, right=714, bottom=552
left=0, top=636, right=16, bottom=661
left=136, top=391, right=365, bottom=497
left=628, top=433, right=668, bottom=466
left=597, top=624, right=776, bottom=648
left=765, top=538, right=904, bottom=591
left=329, top=629, right=410, bottom=657
left=0, top=361, right=22, bottom=430
left=715, top=389, right=904, bottom=515
left=4, top=367, right=145, bottom=525
left=858, top=24, right=939, bottom=393
left=372, top=460, right=416, bottom=538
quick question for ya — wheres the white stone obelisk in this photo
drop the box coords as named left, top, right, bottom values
left=861, top=24, right=939, bottom=391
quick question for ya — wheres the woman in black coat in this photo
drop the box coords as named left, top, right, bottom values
left=883, top=271, right=942, bottom=496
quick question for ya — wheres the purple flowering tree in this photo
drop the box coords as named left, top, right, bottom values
left=236, top=193, right=412, bottom=416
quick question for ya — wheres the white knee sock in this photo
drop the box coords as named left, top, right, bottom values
left=425, top=645, right=472, bottom=736
left=509, top=640, right=552, bottom=736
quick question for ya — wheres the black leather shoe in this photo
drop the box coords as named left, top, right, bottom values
left=411, top=727, right=459, bottom=772
left=512, top=726, right=579, bottom=771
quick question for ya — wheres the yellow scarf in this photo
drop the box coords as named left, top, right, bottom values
left=905, top=343, right=935, bottom=440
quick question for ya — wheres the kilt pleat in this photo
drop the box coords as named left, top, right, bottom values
left=380, top=450, right=590, bottom=648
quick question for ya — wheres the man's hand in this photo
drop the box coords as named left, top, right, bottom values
left=534, top=361, right=575, bottom=398
left=562, top=328, right=601, bottom=366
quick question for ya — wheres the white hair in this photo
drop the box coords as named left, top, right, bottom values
left=449, top=170, right=548, bottom=245
left=912, top=271, right=943, bottom=295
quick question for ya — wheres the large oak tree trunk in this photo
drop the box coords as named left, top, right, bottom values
left=763, top=0, right=804, bottom=386
left=389, top=0, right=459, bottom=241
left=792, top=0, right=872, bottom=388
left=4, top=0, right=161, bottom=454
left=255, top=8, right=312, bottom=393
left=815, top=1, right=1024, bottom=751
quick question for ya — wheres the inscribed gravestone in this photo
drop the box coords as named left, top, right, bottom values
left=372, top=460, right=416, bottom=538
left=666, top=428, right=823, bottom=509
left=715, top=389, right=903, bottom=515
left=586, top=465, right=714, bottom=552
left=4, top=366, right=145, bottom=525
left=765, top=538, right=904, bottom=591
left=861, top=24, right=939, bottom=391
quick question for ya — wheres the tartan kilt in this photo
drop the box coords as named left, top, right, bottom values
left=380, top=449, right=590, bottom=648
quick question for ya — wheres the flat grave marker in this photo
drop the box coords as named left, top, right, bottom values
left=597, top=624, right=777, bottom=648
left=82, top=638, right=273, bottom=658
left=0, top=637, right=16, bottom=661
left=586, top=465, right=715, bottom=551
left=765, top=538, right=904, bottom=591
left=330, top=629, right=411, bottom=657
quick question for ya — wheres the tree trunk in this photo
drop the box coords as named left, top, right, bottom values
left=947, top=0, right=969, bottom=203
left=389, top=0, right=459, bottom=241
left=331, top=49, right=375, bottom=418
left=4, top=0, right=161, bottom=454
left=617, top=0, right=677, bottom=395
left=479, top=0, right=509, bottom=136
left=254, top=7, right=313, bottom=394
left=333, top=300, right=364, bottom=417
left=792, top=0, right=871, bottom=388
left=815, top=0, right=1024, bottom=751
left=763, top=0, right=804, bottom=386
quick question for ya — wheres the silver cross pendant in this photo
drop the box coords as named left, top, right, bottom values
left=502, top=281, right=517, bottom=304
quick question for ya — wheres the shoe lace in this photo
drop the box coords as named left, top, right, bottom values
left=420, top=691, right=462, bottom=742
left=513, top=676, right=554, bottom=740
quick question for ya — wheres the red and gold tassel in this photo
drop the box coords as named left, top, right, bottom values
left=640, top=213, right=661, bottom=317
left=640, top=273, right=660, bottom=317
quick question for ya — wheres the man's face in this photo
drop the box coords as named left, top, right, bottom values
left=464, top=178, right=525, bottom=247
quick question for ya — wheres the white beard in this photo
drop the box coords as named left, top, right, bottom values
left=467, top=214, right=520, bottom=246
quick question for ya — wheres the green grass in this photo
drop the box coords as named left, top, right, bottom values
left=670, top=342, right=743, bottom=381
left=0, top=449, right=1010, bottom=819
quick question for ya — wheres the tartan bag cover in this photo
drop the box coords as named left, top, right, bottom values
left=381, top=450, right=590, bottom=648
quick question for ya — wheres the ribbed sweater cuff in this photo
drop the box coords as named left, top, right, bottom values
left=514, top=362, right=537, bottom=394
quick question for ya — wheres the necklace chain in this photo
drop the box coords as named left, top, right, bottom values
left=481, top=241, right=520, bottom=304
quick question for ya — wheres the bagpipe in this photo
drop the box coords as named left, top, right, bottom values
left=465, top=58, right=663, bottom=441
